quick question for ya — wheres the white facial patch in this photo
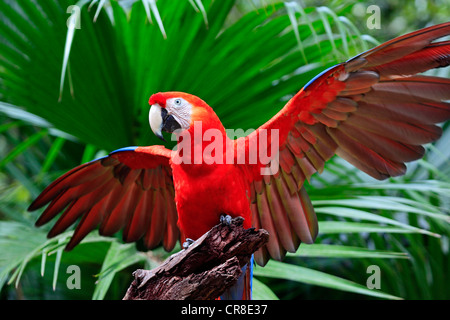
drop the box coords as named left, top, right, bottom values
left=166, top=98, right=192, bottom=130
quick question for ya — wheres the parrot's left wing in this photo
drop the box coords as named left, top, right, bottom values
left=237, top=22, right=450, bottom=266
left=29, top=145, right=180, bottom=251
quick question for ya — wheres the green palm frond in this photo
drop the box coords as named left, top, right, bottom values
left=0, top=0, right=372, bottom=151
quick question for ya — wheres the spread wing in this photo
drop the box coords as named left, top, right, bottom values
left=29, top=145, right=180, bottom=251
left=238, top=22, right=450, bottom=266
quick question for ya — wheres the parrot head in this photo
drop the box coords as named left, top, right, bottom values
left=148, top=92, right=222, bottom=141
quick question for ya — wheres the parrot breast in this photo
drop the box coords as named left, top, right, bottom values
left=172, top=161, right=252, bottom=240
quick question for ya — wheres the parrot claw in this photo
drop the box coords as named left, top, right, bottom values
left=183, top=238, right=195, bottom=249
left=220, top=214, right=232, bottom=225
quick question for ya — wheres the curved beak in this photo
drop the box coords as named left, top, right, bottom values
left=149, top=104, right=181, bottom=141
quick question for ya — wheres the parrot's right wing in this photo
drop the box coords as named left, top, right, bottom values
left=29, top=145, right=180, bottom=251
left=236, top=22, right=450, bottom=266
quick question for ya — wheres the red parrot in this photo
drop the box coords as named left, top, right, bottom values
left=29, top=22, right=450, bottom=300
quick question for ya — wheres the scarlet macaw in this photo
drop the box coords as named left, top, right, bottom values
left=29, top=22, right=450, bottom=300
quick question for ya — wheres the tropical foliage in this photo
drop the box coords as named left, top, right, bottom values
left=0, top=0, right=448, bottom=300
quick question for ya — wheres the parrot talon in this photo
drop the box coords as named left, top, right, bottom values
left=183, top=238, right=195, bottom=249
left=220, top=214, right=232, bottom=225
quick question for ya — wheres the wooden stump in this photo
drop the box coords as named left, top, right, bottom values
left=123, top=217, right=269, bottom=300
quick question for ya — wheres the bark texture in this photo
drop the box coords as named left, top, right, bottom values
left=123, top=217, right=269, bottom=300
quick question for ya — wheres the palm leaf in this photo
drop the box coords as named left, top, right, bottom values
left=254, top=260, right=402, bottom=300
left=290, top=244, right=408, bottom=259
left=0, top=0, right=372, bottom=151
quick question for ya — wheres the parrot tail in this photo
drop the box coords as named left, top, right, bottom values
left=220, top=255, right=254, bottom=300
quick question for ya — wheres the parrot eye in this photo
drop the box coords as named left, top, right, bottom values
left=174, top=99, right=182, bottom=106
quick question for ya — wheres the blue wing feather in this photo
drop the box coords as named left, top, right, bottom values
left=109, top=146, right=138, bottom=154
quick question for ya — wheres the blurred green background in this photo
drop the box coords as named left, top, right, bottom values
left=0, top=0, right=449, bottom=300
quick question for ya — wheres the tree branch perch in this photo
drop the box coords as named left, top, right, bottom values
left=123, top=217, right=269, bottom=300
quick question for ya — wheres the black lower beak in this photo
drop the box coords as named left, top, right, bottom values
left=161, top=108, right=181, bottom=134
